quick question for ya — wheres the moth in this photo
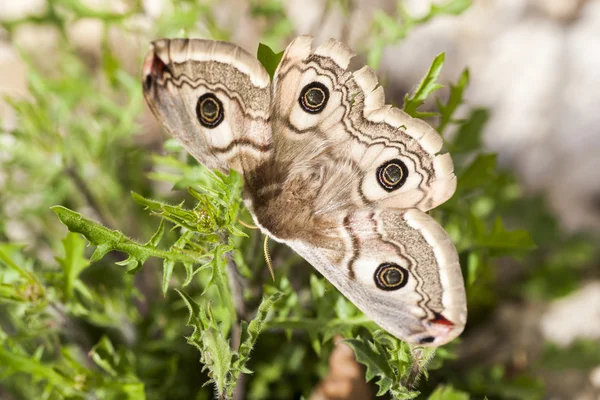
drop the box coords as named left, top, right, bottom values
left=142, top=36, right=467, bottom=346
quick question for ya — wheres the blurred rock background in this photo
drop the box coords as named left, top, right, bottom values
left=1, top=0, right=599, bottom=399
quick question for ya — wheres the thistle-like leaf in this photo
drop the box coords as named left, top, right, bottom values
left=345, top=337, right=396, bottom=395
left=235, top=292, right=282, bottom=368
left=55, top=232, right=90, bottom=300
left=437, top=68, right=470, bottom=134
left=176, top=289, right=234, bottom=397
left=145, top=219, right=165, bottom=248
left=403, top=53, right=445, bottom=118
left=52, top=206, right=203, bottom=270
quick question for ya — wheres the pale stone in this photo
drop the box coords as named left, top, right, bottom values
left=0, top=45, right=27, bottom=132
left=540, top=282, right=600, bottom=347
left=142, top=0, right=167, bottom=18
left=68, top=18, right=104, bottom=59
left=0, top=0, right=47, bottom=21
left=532, top=0, right=587, bottom=20
left=590, top=366, right=600, bottom=388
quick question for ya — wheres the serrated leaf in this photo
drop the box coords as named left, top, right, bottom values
left=229, top=292, right=282, bottom=397
left=227, top=223, right=248, bottom=238
left=176, top=290, right=233, bottom=397
left=51, top=205, right=202, bottom=268
left=256, top=43, right=283, bottom=80
left=164, top=231, right=193, bottom=293
left=175, top=289, right=203, bottom=328
left=182, top=262, right=196, bottom=287
left=199, top=321, right=233, bottom=396
left=240, top=292, right=282, bottom=353
left=204, top=246, right=236, bottom=322
left=345, top=337, right=395, bottom=395
left=437, top=68, right=470, bottom=133
left=403, top=53, right=445, bottom=118
left=133, top=191, right=205, bottom=232
left=55, top=233, right=89, bottom=300
left=145, top=219, right=165, bottom=248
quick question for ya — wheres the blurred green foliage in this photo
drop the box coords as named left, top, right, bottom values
left=1, top=1, right=598, bottom=400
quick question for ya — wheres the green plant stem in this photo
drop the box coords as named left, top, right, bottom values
left=403, top=347, right=436, bottom=388
left=51, top=206, right=207, bottom=265
left=225, top=251, right=247, bottom=400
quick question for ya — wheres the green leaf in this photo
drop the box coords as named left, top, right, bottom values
left=89, top=336, right=118, bottom=377
left=451, top=108, right=488, bottom=153
left=51, top=205, right=205, bottom=268
left=88, top=336, right=147, bottom=398
left=162, top=260, right=175, bottom=296
left=176, top=289, right=234, bottom=397
left=345, top=337, right=396, bottom=396
left=367, top=1, right=471, bottom=69
left=541, top=340, right=600, bottom=370
left=90, top=243, right=113, bottom=263
left=204, top=245, right=235, bottom=321
left=345, top=332, right=423, bottom=399
left=310, top=274, right=327, bottom=300
left=56, top=232, right=90, bottom=300
left=119, top=383, right=147, bottom=400
left=428, top=385, right=470, bottom=400
left=257, top=43, right=284, bottom=80
left=132, top=191, right=212, bottom=232
left=475, top=217, right=536, bottom=253
left=403, top=53, right=445, bottom=118
left=237, top=292, right=282, bottom=362
left=458, top=153, right=497, bottom=192
left=466, top=251, right=481, bottom=286
left=430, top=0, right=472, bottom=16
left=437, top=68, right=470, bottom=134
left=176, top=289, right=202, bottom=328
left=0, top=346, right=71, bottom=390
left=145, top=219, right=165, bottom=248
left=161, top=226, right=192, bottom=295
left=0, top=244, right=45, bottom=303
left=229, top=292, right=282, bottom=397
